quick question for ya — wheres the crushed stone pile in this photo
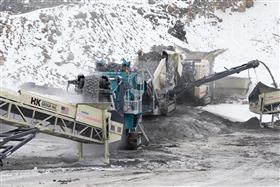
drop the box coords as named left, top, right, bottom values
left=241, top=117, right=262, bottom=129
left=142, top=106, right=232, bottom=144
left=81, top=75, right=101, bottom=102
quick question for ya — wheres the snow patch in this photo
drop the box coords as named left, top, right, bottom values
left=202, top=103, right=272, bottom=122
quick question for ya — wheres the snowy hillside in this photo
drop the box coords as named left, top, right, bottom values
left=0, top=0, right=278, bottom=90
left=0, top=1, right=186, bottom=89
left=186, top=1, right=280, bottom=86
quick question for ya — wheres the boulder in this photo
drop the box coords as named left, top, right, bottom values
left=166, top=5, right=175, bottom=14
left=246, top=0, right=254, bottom=8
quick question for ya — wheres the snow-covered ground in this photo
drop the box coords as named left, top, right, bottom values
left=1, top=106, right=279, bottom=186
left=202, top=103, right=272, bottom=122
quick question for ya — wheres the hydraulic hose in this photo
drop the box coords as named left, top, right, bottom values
left=257, top=60, right=278, bottom=88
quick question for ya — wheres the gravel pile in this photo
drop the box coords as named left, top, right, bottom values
left=241, top=117, right=262, bottom=129
left=82, top=75, right=101, bottom=103
left=142, top=106, right=230, bottom=144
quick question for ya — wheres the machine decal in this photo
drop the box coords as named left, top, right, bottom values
left=41, top=100, right=57, bottom=111
left=30, top=97, right=57, bottom=111
left=77, top=111, right=102, bottom=123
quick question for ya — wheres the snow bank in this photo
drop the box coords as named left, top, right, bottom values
left=202, top=103, right=272, bottom=122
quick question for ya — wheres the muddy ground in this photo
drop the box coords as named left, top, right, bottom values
left=0, top=106, right=279, bottom=186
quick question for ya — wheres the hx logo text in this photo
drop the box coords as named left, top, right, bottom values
left=31, top=97, right=41, bottom=106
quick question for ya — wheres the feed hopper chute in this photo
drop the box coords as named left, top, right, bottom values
left=249, top=82, right=280, bottom=115
left=135, top=50, right=182, bottom=115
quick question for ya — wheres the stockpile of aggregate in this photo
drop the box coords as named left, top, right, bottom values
left=142, top=106, right=232, bottom=144
left=81, top=75, right=102, bottom=103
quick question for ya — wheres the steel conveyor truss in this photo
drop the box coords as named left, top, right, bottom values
left=0, top=97, right=104, bottom=144
left=0, top=128, right=38, bottom=166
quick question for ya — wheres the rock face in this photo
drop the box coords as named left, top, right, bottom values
left=168, top=20, right=187, bottom=43
left=139, top=0, right=254, bottom=42
left=0, top=0, right=77, bottom=14
left=155, top=0, right=255, bottom=24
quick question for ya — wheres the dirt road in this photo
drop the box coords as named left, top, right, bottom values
left=0, top=106, right=279, bottom=186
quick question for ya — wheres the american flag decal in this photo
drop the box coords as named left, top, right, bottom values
left=61, top=106, right=69, bottom=115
